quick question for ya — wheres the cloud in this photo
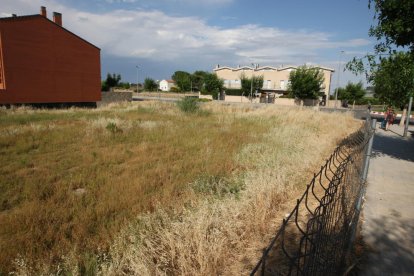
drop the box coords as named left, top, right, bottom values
left=105, top=0, right=137, bottom=3
left=2, top=0, right=371, bottom=75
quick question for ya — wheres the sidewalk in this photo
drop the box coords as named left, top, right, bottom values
left=359, top=123, right=414, bottom=275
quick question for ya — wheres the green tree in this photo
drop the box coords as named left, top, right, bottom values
left=369, top=0, right=414, bottom=52
left=239, top=74, right=264, bottom=96
left=372, top=52, right=414, bottom=108
left=346, top=0, right=414, bottom=79
left=144, top=78, right=158, bottom=91
left=288, top=66, right=324, bottom=99
left=335, top=82, right=366, bottom=107
left=102, top=73, right=121, bottom=91
left=191, top=71, right=209, bottom=92
left=172, top=71, right=191, bottom=92
left=105, top=73, right=121, bottom=88
left=202, top=73, right=224, bottom=100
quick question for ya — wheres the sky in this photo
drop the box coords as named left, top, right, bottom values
left=2, top=0, right=377, bottom=93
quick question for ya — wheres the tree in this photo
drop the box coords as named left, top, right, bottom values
left=288, top=66, right=324, bottom=100
left=172, top=71, right=191, bottom=92
left=144, top=78, right=158, bottom=91
left=372, top=52, right=414, bottom=108
left=102, top=73, right=121, bottom=91
left=336, top=82, right=365, bottom=107
left=191, top=71, right=209, bottom=92
left=202, top=73, right=224, bottom=100
left=105, top=73, right=121, bottom=88
left=369, top=0, right=414, bottom=52
left=240, top=74, right=264, bottom=96
left=346, top=0, right=414, bottom=125
left=347, top=0, right=414, bottom=77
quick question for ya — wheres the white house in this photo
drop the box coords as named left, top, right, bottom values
left=159, top=79, right=176, bottom=92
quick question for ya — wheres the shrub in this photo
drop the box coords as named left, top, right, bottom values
left=170, top=87, right=180, bottom=93
left=225, top=89, right=244, bottom=96
left=106, top=122, right=122, bottom=134
left=176, top=97, right=200, bottom=113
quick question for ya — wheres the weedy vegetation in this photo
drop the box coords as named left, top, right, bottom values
left=0, top=102, right=360, bottom=275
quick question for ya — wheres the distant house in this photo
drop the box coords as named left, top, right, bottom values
left=0, top=6, right=101, bottom=105
left=159, top=80, right=176, bottom=92
left=214, top=64, right=334, bottom=101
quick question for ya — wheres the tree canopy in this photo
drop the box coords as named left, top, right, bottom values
left=172, top=71, right=191, bottom=92
left=369, top=0, right=414, bottom=52
left=191, top=71, right=209, bottom=91
left=346, top=0, right=414, bottom=108
left=144, top=78, right=158, bottom=91
left=102, top=73, right=122, bottom=91
left=202, top=73, right=224, bottom=99
left=372, top=52, right=414, bottom=107
left=336, top=82, right=366, bottom=104
left=240, top=74, right=264, bottom=96
left=288, top=66, right=324, bottom=100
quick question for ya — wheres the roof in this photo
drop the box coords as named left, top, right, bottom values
left=214, top=65, right=335, bottom=72
left=0, top=14, right=100, bottom=50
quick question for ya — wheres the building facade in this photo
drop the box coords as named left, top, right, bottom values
left=0, top=7, right=101, bottom=105
left=159, top=79, right=176, bottom=92
left=214, top=64, right=334, bottom=99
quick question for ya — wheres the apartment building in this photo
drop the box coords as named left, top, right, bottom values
left=214, top=64, right=334, bottom=99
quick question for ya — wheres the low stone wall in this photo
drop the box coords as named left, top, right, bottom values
left=275, top=98, right=296, bottom=106
left=199, top=94, right=213, bottom=100
left=223, top=95, right=259, bottom=103
left=100, top=92, right=132, bottom=105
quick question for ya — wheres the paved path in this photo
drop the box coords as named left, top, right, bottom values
left=360, top=123, right=414, bottom=275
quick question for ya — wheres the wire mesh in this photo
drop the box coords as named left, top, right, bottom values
left=251, top=118, right=375, bottom=276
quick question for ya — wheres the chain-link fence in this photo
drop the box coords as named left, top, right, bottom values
left=251, top=118, right=376, bottom=275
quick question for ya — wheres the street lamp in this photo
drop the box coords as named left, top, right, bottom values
left=334, top=51, right=345, bottom=109
left=136, top=65, right=139, bottom=93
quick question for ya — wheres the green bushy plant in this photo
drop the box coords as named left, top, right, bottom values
left=176, top=97, right=200, bottom=113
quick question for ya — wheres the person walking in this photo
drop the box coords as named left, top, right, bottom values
left=384, top=106, right=395, bottom=131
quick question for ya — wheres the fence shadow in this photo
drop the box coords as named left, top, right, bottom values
left=371, top=131, right=414, bottom=162
left=357, top=216, right=414, bottom=275
left=250, top=119, right=375, bottom=275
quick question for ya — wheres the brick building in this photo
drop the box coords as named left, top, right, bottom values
left=0, top=7, right=101, bottom=105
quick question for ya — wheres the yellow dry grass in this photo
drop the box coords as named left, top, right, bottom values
left=0, top=102, right=360, bottom=275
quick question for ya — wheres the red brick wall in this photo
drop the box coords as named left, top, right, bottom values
left=0, top=16, right=101, bottom=104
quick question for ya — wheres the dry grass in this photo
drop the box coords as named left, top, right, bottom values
left=0, top=102, right=360, bottom=275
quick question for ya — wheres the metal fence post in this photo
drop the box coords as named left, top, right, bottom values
left=403, top=96, right=412, bottom=138
left=345, top=119, right=376, bottom=266
left=361, top=119, right=376, bottom=182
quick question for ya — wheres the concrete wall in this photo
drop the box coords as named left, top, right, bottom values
left=326, top=100, right=342, bottom=108
left=0, top=15, right=101, bottom=104
left=199, top=94, right=213, bottom=100
left=223, top=95, right=259, bottom=103
left=100, top=92, right=132, bottom=104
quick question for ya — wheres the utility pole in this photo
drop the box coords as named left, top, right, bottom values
left=403, top=96, right=413, bottom=137
left=334, top=51, right=344, bottom=109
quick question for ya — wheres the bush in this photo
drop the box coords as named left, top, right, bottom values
left=279, top=94, right=294, bottom=98
left=225, top=89, right=244, bottom=96
left=170, top=87, right=180, bottom=93
left=176, top=97, right=200, bottom=113
left=355, top=97, right=383, bottom=105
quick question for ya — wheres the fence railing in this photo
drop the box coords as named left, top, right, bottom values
left=251, top=118, right=376, bottom=275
